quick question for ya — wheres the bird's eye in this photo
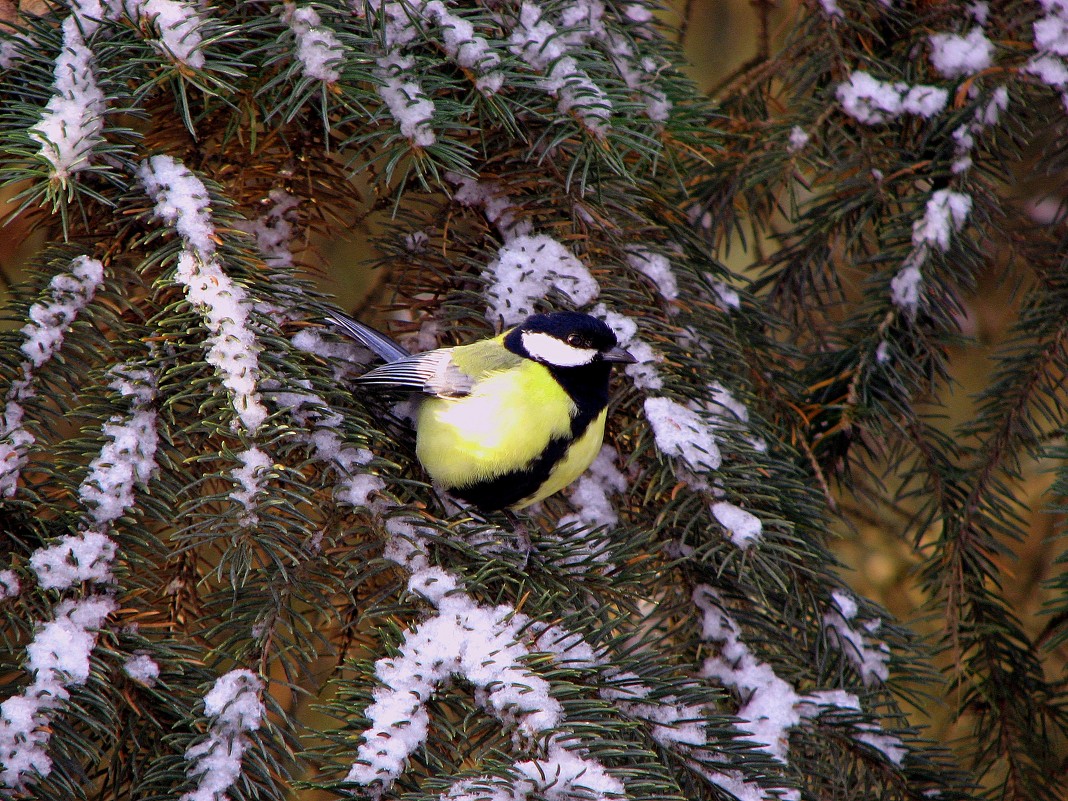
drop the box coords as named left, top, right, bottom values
left=567, top=334, right=590, bottom=348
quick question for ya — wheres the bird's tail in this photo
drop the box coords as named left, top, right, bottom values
left=324, top=310, right=411, bottom=363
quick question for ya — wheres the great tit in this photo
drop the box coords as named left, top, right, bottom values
left=327, top=310, right=635, bottom=511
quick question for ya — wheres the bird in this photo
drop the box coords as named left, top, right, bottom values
left=326, top=309, right=635, bottom=512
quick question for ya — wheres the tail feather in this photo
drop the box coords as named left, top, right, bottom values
left=325, top=310, right=411, bottom=363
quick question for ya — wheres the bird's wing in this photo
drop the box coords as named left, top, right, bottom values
left=448, top=336, right=525, bottom=375
left=357, top=350, right=475, bottom=397
left=325, top=310, right=411, bottom=363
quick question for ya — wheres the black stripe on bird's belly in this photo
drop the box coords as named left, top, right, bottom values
left=451, top=433, right=577, bottom=510
left=451, top=363, right=611, bottom=512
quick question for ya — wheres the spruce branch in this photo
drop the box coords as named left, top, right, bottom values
left=0, top=0, right=1031, bottom=799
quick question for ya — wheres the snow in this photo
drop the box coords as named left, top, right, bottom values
left=229, top=446, right=271, bottom=526
left=695, top=587, right=905, bottom=769
left=441, top=777, right=522, bottom=801
left=1026, top=0, right=1068, bottom=95
left=0, top=356, right=163, bottom=788
left=801, top=690, right=906, bottom=765
left=118, top=0, right=207, bottom=68
left=292, top=327, right=371, bottom=381
left=347, top=523, right=629, bottom=798
left=0, top=596, right=117, bottom=789
left=422, top=0, right=501, bottom=78
left=108, top=363, right=157, bottom=406
left=0, top=571, right=19, bottom=600
left=711, top=501, right=763, bottom=547
left=704, top=769, right=780, bottom=801
left=1027, top=195, right=1068, bottom=224
left=599, top=672, right=708, bottom=748
left=0, top=32, right=31, bottom=69
left=643, top=397, right=722, bottom=473
left=369, top=0, right=502, bottom=94
left=363, top=495, right=714, bottom=797
left=139, top=155, right=268, bottom=432
left=711, top=279, right=741, bottom=309
left=124, top=653, right=161, bottom=686
left=30, top=15, right=104, bottom=180
left=912, top=189, right=972, bottom=251
left=514, top=741, right=625, bottom=799
left=622, top=3, right=652, bottom=23
left=26, top=597, right=115, bottom=683
left=77, top=364, right=159, bottom=527
left=830, top=588, right=857, bottom=619
left=271, top=390, right=385, bottom=508
left=362, top=0, right=469, bottom=142
left=0, top=393, right=33, bottom=499
left=87, top=363, right=158, bottom=526
left=79, top=409, right=159, bottom=525
left=440, top=741, right=625, bottom=801
left=345, top=580, right=566, bottom=790
left=508, top=1, right=612, bottom=134
left=708, top=382, right=748, bottom=424
left=891, top=190, right=973, bottom=311
left=818, top=0, right=842, bottom=18
left=837, top=71, right=910, bottom=124
left=29, top=531, right=117, bottom=590
left=787, top=126, right=810, bottom=153
left=603, top=28, right=671, bottom=121
left=836, top=71, right=947, bottom=124
left=595, top=305, right=662, bottom=390
left=0, top=256, right=106, bottom=497
left=237, top=189, right=300, bottom=270
left=889, top=261, right=923, bottom=310
left=485, top=234, right=600, bottom=325
left=929, top=28, right=995, bottom=78
left=559, top=445, right=627, bottom=529
left=1026, top=53, right=1068, bottom=87
left=855, top=726, right=907, bottom=765
left=448, top=172, right=531, bottom=240
left=951, top=86, right=1009, bottom=173
left=823, top=590, right=891, bottom=685
left=626, top=247, right=678, bottom=301
left=508, top=2, right=566, bottom=68
left=374, top=52, right=437, bottom=147
left=138, top=154, right=216, bottom=255
left=694, top=587, right=802, bottom=761
left=284, top=3, right=344, bottom=82
left=543, top=58, right=613, bottom=135
left=900, top=84, right=950, bottom=117
left=978, top=85, right=1010, bottom=125
left=707, top=381, right=767, bottom=452
left=201, top=670, right=265, bottom=727
left=1035, top=10, right=1068, bottom=55
left=21, top=255, right=104, bottom=368
left=180, top=670, right=265, bottom=801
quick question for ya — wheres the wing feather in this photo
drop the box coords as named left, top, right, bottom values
left=357, top=351, right=474, bottom=397
left=325, top=311, right=411, bottom=362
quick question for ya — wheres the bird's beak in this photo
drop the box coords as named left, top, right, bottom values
left=603, top=346, right=637, bottom=364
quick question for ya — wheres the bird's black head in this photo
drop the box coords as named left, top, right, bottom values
left=504, top=312, right=636, bottom=368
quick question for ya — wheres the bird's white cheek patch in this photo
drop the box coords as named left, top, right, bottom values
left=521, top=331, right=597, bottom=367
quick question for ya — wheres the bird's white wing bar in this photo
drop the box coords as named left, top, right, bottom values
left=357, top=350, right=473, bottom=397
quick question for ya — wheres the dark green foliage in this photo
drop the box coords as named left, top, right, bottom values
left=684, top=0, right=1068, bottom=798
left=0, top=0, right=1051, bottom=800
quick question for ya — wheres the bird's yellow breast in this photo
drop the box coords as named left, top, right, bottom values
left=415, top=360, right=604, bottom=505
